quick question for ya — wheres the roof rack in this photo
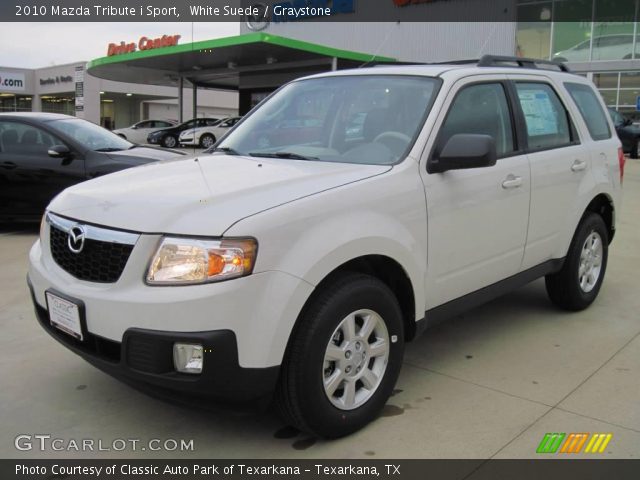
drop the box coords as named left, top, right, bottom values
left=370, top=55, right=571, bottom=73
left=477, top=55, right=571, bottom=72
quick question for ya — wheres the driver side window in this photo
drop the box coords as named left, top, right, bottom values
left=0, top=121, right=61, bottom=156
left=437, top=82, right=515, bottom=158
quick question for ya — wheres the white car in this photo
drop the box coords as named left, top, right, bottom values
left=553, top=34, right=640, bottom=63
left=112, top=119, right=176, bottom=144
left=28, top=56, right=623, bottom=438
left=179, top=116, right=242, bottom=148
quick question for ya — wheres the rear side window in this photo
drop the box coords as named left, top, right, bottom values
left=564, top=83, right=612, bottom=141
left=438, top=83, right=515, bottom=158
left=515, top=83, right=573, bottom=151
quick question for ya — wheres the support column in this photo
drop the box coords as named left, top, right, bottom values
left=192, top=80, right=198, bottom=119
left=178, top=76, right=184, bottom=123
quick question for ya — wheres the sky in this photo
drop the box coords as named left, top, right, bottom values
left=0, top=22, right=240, bottom=68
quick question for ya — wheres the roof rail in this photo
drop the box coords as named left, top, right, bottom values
left=477, top=55, right=571, bottom=72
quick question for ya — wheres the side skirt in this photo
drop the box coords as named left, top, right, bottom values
left=417, top=258, right=565, bottom=334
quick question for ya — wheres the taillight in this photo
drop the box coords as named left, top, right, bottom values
left=618, top=147, right=625, bottom=185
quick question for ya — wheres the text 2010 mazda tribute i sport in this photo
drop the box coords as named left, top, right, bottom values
left=28, top=56, right=623, bottom=438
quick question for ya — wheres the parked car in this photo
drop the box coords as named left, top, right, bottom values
left=608, top=107, right=640, bottom=158
left=147, top=118, right=220, bottom=148
left=553, top=34, right=640, bottom=63
left=179, top=116, right=242, bottom=148
left=28, top=56, right=623, bottom=438
left=112, top=119, right=176, bottom=144
left=0, top=113, right=184, bottom=221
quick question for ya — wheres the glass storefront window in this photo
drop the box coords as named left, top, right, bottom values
left=620, top=71, right=640, bottom=88
left=41, top=95, right=75, bottom=116
left=0, top=94, right=32, bottom=112
left=617, top=88, right=640, bottom=106
left=516, top=1, right=553, bottom=59
left=592, top=0, right=636, bottom=61
left=552, top=0, right=594, bottom=63
left=593, top=73, right=619, bottom=88
left=598, top=89, right=618, bottom=106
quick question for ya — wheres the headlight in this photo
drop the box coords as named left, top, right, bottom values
left=146, top=237, right=257, bottom=285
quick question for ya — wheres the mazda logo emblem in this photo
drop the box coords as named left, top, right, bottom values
left=67, top=225, right=86, bottom=254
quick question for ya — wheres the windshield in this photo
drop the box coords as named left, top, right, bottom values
left=216, top=75, right=440, bottom=165
left=48, top=118, right=133, bottom=151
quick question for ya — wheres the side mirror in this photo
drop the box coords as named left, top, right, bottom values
left=428, top=134, right=497, bottom=173
left=48, top=145, right=73, bottom=164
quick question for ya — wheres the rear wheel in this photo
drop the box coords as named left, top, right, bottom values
left=545, top=213, right=608, bottom=311
left=200, top=133, right=216, bottom=149
left=276, top=273, right=404, bottom=438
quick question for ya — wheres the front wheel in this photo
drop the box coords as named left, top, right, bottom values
left=276, top=273, right=404, bottom=438
left=545, top=213, right=608, bottom=311
left=199, top=133, right=216, bottom=149
left=162, top=135, right=177, bottom=148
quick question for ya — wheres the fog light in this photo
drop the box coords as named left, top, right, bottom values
left=173, top=343, right=203, bottom=374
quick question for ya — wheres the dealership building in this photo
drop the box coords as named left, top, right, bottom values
left=3, top=0, right=640, bottom=125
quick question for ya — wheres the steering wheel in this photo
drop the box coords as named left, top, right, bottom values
left=373, top=131, right=411, bottom=155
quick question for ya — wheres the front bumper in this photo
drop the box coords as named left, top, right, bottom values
left=28, top=279, right=279, bottom=403
left=30, top=234, right=313, bottom=364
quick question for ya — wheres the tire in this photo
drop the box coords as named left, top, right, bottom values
left=275, top=272, right=405, bottom=438
left=162, top=135, right=177, bottom=148
left=545, top=213, right=608, bottom=311
left=199, top=133, right=216, bottom=149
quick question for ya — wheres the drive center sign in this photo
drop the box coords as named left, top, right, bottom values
left=0, top=71, right=26, bottom=91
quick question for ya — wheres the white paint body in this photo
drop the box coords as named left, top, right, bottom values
left=112, top=119, right=176, bottom=144
left=29, top=65, right=623, bottom=368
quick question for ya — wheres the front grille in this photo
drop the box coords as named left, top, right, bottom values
left=50, top=223, right=135, bottom=283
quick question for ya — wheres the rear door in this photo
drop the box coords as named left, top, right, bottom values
left=422, top=77, right=531, bottom=307
left=508, top=76, right=591, bottom=269
left=0, top=120, right=85, bottom=218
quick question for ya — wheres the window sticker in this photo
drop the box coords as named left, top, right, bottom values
left=518, top=90, right=559, bottom=136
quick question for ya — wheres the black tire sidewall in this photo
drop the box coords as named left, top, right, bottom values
left=162, top=135, right=177, bottom=148
left=566, top=214, right=609, bottom=306
left=200, top=134, right=215, bottom=148
left=292, top=276, right=404, bottom=437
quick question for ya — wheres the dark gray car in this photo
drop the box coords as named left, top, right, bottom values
left=0, top=113, right=184, bottom=221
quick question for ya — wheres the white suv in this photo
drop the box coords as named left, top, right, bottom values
left=27, top=56, right=624, bottom=438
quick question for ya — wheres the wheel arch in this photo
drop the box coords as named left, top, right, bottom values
left=584, top=193, right=615, bottom=243
left=291, top=255, right=419, bottom=346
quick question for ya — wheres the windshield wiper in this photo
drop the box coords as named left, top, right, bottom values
left=209, top=146, right=241, bottom=155
left=249, top=151, right=318, bottom=160
left=94, top=147, right=124, bottom=152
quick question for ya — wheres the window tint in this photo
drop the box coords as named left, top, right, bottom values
left=156, top=121, right=173, bottom=128
left=438, top=83, right=514, bottom=157
left=0, top=121, right=61, bottom=156
left=565, top=83, right=612, bottom=141
left=515, top=83, right=573, bottom=150
left=136, top=121, right=152, bottom=128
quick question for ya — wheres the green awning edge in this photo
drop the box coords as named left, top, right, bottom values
left=86, top=32, right=397, bottom=71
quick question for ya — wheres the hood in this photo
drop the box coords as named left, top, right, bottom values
left=105, top=145, right=184, bottom=161
left=48, top=154, right=391, bottom=235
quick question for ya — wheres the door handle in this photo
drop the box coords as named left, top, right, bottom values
left=571, top=159, right=587, bottom=172
left=1, top=161, right=17, bottom=170
left=502, top=175, right=523, bottom=189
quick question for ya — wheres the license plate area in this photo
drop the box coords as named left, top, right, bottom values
left=45, top=290, right=87, bottom=341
